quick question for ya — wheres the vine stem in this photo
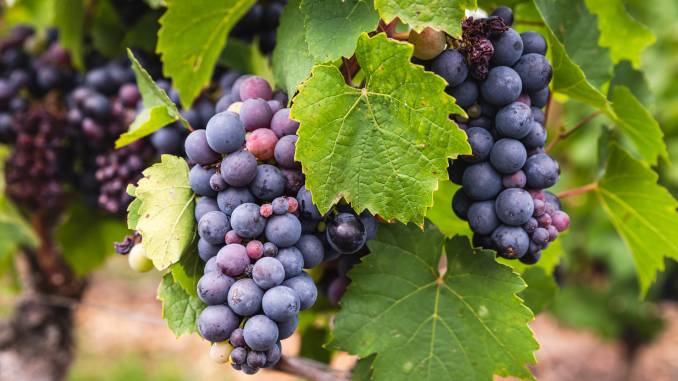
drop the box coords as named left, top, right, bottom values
left=546, top=110, right=602, bottom=152
left=556, top=182, right=598, bottom=199
left=273, top=355, right=351, bottom=381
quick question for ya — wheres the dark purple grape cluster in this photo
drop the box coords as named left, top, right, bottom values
left=420, top=6, right=568, bottom=264
left=230, top=0, right=286, bottom=54
left=187, top=75, right=375, bottom=374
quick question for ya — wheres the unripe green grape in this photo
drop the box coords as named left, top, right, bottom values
left=128, top=244, right=153, bottom=273
left=409, top=27, right=447, bottom=60
left=210, top=341, right=233, bottom=364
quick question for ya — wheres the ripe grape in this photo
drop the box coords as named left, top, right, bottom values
left=262, top=285, right=300, bottom=322
left=431, top=49, right=468, bottom=87
left=274, top=135, right=299, bottom=169
left=227, top=278, right=263, bottom=316
left=491, top=6, right=513, bottom=26
left=524, top=153, right=559, bottom=188
left=221, top=150, right=258, bottom=187
left=461, top=162, right=502, bottom=200
left=198, top=211, right=231, bottom=245
left=512, top=53, right=552, bottom=92
left=521, top=31, right=547, bottom=55
left=467, top=201, right=499, bottom=234
left=197, top=305, right=240, bottom=342
left=463, top=127, right=494, bottom=163
left=189, top=165, right=218, bottom=197
left=283, top=273, right=318, bottom=310
left=326, top=213, right=367, bottom=255
left=231, top=202, right=267, bottom=238
left=495, top=102, right=533, bottom=138
left=239, top=76, right=273, bottom=101
left=491, top=225, right=529, bottom=259
left=448, top=79, right=479, bottom=109
left=252, top=257, right=285, bottom=290
left=197, top=271, right=235, bottom=305
left=265, top=213, right=302, bottom=248
left=270, top=108, right=299, bottom=137
left=216, top=244, right=250, bottom=277
left=217, top=187, right=255, bottom=215
left=276, top=247, right=304, bottom=279
left=250, top=164, right=285, bottom=200
left=240, top=98, right=273, bottom=131
left=490, top=28, right=523, bottom=67
left=490, top=138, right=527, bottom=174
left=495, top=188, right=534, bottom=226
left=480, top=66, right=522, bottom=106
left=198, top=238, right=221, bottom=262
left=295, top=234, right=324, bottom=269
left=205, top=111, right=246, bottom=154
left=185, top=130, right=220, bottom=165
left=246, top=128, right=278, bottom=160
left=243, top=315, right=279, bottom=351
left=452, top=188, right=472, bottom=220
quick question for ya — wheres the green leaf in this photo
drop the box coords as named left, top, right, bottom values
left=292, top=33, right=470, bottom=223
left=170, top=242, right=202, bottom=297
left=352, top=355, right=376, bottom=381
left=115, top=50, right=186, bottom=148
left=584, top=0, right=655, bottom=68
left=374, top=0, right=476, bottom=37
left=426, top=180, right=472, bottom=238
left=609, top=61, right=653, bottom=107
left=273, top=0, right=378, bottom=98
left=518, top=267, right=557, bottom=314
left=126, top=184, right=141, bottom=230
left=134, top=155, right=196, bottom=271
left=330, top=223, right=537, bottom=381
left=57, top=201, right=129, bottom=276
left=144, top=0, right=165, bottom=8
left=2, top=0, right=55, bottom=30
left=157, top=0, right=256, bottom=107
left=90, top=0, right=126, bottom=57
left=53, top=0, right=85, bottom=69
left=123, top=12, right=161, bottom=52
left=157, top=273, right=205, bottom=337
left=220, top=38, right=275, bottom=86
left=596, top=144, right=678, bottom=295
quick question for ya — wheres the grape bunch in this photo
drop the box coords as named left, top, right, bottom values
left=412, top=6, right=569, bottom=264
left=181, top=74, right=375, bottom=374
left=231, top=0, right=286, bottom=54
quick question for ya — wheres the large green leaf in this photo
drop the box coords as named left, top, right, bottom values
left=219, top=38, right=275, bottom=86
left=292, top=33, right=470, bottom=223
left=53, top=0, right=85, bottom=69
left=170, top=241, right=202, bottom=297
left=57, top=202, right=129, bottom=276
left=123, top=12, right=161, bottom=52
left=584, top=0, right=655, bottom=68
left=90, top=0, right=126, bottom=58
left=374, top=0, right=476, bottom=37
left=134, top=155, right=196, bottom=271
left=330, top=223, right=537, bottom=381
left=426, top=180, right=472, bottom=238
left=518, top=267, right=557, bottom=314
left=157, top=273, right=205, bottom=337
left=115, top=50, right=186, bottom=148
left=596, top=145, right=678, bottom=295
left=272, top=0, right=378, bottom=98
left=157, top=0, right=256, bottom=107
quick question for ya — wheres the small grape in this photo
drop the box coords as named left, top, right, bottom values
left=209, top=341, right=233, bottom=364
left=462, top=127, right=494, bottom=163
left=271, top=197, right=289, bottom=215
left=247, top=351, right=267, bottom=368
left=230, top=347, right=247, bottom=365
left=250, top=164, right=285, bottom=200
left=225, top=230, right=243, bottom=244
left=502, top=170, right=527, bottom=188
left=128, top=244, right=153, bottom=272
left=217, top=187, right=255, bottom=215
left=521, top=31, right=547, bottom=55
left=524, top=153, right=559, bottom=188
left=448, top=79, right=479, bottom=109
left=551, top=210, right=570, bottom=232
left=198, top=238, right=221, bottom=262
left=209, top=173, right=227, bottom=192
left=491, top=6, right=513, bottom=25
left=246, top=240, right=264, bottom=260
left=229, top=328, right=245, bottom=347
left=296, top=186, right=321, bottom=220
left=263, top=242, right=278, bottom=257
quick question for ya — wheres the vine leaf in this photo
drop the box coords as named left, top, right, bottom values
left=517, top=267, right=558, bottom=315
left=220, top=38, right=275, bottom=86
left=330, top=223, right=537, bottom=381
left=115, top=50, right=187, bottom=148
left=53, top=0, right=85, bottom=69
left=596, top=144, right=678, bottom=296
left=157, top=0, right=256, bottom=108
left=158, top=273, right=205, bottom=337
left=133, top=155, right=196, bottom=271
left=532, top=0, right=667, bottom=165
left=426, top=180, right=472, bottom=238
left=375, top=0, right=476, bottom=37
left=584, top=0, right=655, bottom=68
left=126, top=184, right=141, bottom=230
left=273, top=0, right=379, bottom=98
left=292, top=33, right=470, bottom=224
left=170, top=241, right=202, bottom=297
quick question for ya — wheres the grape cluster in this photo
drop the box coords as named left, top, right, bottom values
left=231, top=0, right=286, bottom=54
left=185, top=75, right=375, bottom=374
left=416, top=6, right=569, bottom=264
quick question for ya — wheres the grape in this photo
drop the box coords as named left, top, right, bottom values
left=360, top=211, right=378, bottom=240
left=230, top=75, right=252, bottom=101
left=231, top=202, right=267, bottom=238
left=327, top=276, right=348, bottom=305
left=431, top=49, right=468, bottom=87
left=274, top=135, right=299, bottom=169
left=490, top=138, right=527, bottom=174
left=198, top=211, right=231, bottom=245
left=205, top=111, right=246, bottom=154
left=270, top=108, right=299, bottom=138
left=230, top=346, right=247, bottom=365
left=241, top=364, right=259, bottom=375
left=204, top=257, right=219, bottom=273
left=267, top=99, right=283, bottom=114
left=502, top=170, right=527, bottom=188
left=547, top=225, right=558, bottom=241
left=409, top=27, right=447, bottom=60
left=240, top=98, right=273, bottom=132
left=227, top=278, right=263, bottom=316
left=551, top=210, right=570, bottom=232
left=262, top=285, right=300, bottom=322
left=243, top=315, right=279, bottom=351
left=197, top=305, right=240, bottom=342
left=490, top=28, right=523, bottom=67
left=530, top=87, right=549, bottom=108
left=220, top=150, right=257, bottom=187
left=209, top=173, right=227, bottom=192
left=491, top=225, right=529, bottom=259
left=491, top=6, right=513, bottom=25
left=537, top=212, right=552, bottom=227
left=524, top=153, right=559, bottom=188
left=531, top=108, right=545, bottom=124
left=495, top=102, right=533, bottom=139
left=544, top=191, right=561, bottom=210
left=296, top=186, right=322, bottom=220
left=326, top=213, right=367, bottom=255
left=217, top=187, right=255, bottom=215
left=252, top=257, right=285, bottom=290
left=185, top=130, right=220, bottom=165
left=265, top=213, right=302, bottom=248
left=85, top=68, right=115, bottom=95
left=265, top=342, right=282, bottom=367
left=82, top=93, right=111, bottom=121
left=521, top=31, right=547, bottom=55
left=271, top=197, right=289, bottom=215
left=247, top=351, right=267, bottom=368
left=463, top=127, right=494, bottom=163
left=118, top=83, right=140, bottom=107
left=260, top=204, right=273, bottom=218
left=229, top=328, right=246, bottom=347
left=216, top=243, right=250, bottom=277
left=198, top=238, right=221, bottom=262
left=452, top=188, right=471, bottom=220
left=128, top=244, right=153, bottom=272
left=448, top=79, right=479, bottom=109
left=0, top=113, right=14, bottom=143
left=532, top=227, right=549, bottom=245
left=295, top=234, right=324, bottom=268
left=246, top=128, right=278, bottom=160
left=209, top=341, right=233, bottom=364
left=239, top=76, right=273, bottom=101
left=250, top=164, right=285, bottom=200
left=276, top=315, right=298, bottom=340
left=225, top=230, right=243, bottom=244
left=282, top=273, right=316, bottom=311
left=197, top=271, right=235, bottom=305
left=532, top=198, right=546, bottom=216
left=467, top=201, right=499, bottom=234
left=282, top=169, right=304, bottom=194
left=263, top=242, right=278, bottom=257
left=245, top=240, right=263, bottom=260
left=495, top=189, right=534, bottom=226
left=480, top=66, right=522, bottom=106
left=461, top=162, right=502, bottom=201
left=276, top=247, right=304, bottom=279
left=523, top=218, right=538, bottom=234
left=520, top=249, right=541, bottom=265
left=512, top=53, right=552, bottom=92
left=522, top=121, right=547, bottom=149
left=215, top=94, right=234, bottom=114
left=448, top=160, right=468, bottom=184
left=151, top=125, right=185, bottom=155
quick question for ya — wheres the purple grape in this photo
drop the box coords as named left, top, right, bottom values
left=229, top=328, right=245, bottom=347
left=491, top=225, right=529, bottom=259
left=185, top=130, right=220, bottom=165
left=243, top=315, right=279, bottom=351
left=276, top=247, right=304, bottom=279
left=282, top=273, right=317, bottom=310
left=262, top=285, right=300, bottom=322
left=210, top=172, right=227, bottom=192
left=265, top=213, right=302, bottom=248
left=326, top=213, right=367, bottom=255
left=205, top=111, right=246, bottom=154
left=197, top=305, right=240, bottom=342
left=495, top=188, right=534, bottom=226
left=452, top=188, right=471, bottom=220
left=431, top=49, right=468, bottom=87
left=490, top=138, right=527, bottom=174
left=227, top=278, right=263, bottom=316
left=250, top=164, right=285, bottom=200
left=252, top=257, right=285, bottom=290
left=270, top=108, right=299, bottom=137
left=295, top=234, right=324, bottom=268
left=198, top=238, right=221, bottom=261
left=239, top=76, right=273, bottom=101
left=220, top=150, right=257, bottom=187
left=198, top=211, right=231, bottom=244
left=231, top=202, right=267, bottom=238
left=197, top=271, right=235, bottom=305
left=502, top=170, right=527, bottom=188
left=274, top=135, right=299, bottom=169
left=467, top=201, right=499, bottom=235
left=216, top=243, right=250, bottom=277
left=217, top=187, right=255, bottom=215
left=240, top=98, right=273, bottom=132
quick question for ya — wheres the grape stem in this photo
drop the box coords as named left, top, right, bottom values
left=546, top=110, right=602, bottom=151
left=556, top=182, right=598, bottom=199
left=273, top=355, right=350, bottom=381
left=391, top=31, right=410, bottom=41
